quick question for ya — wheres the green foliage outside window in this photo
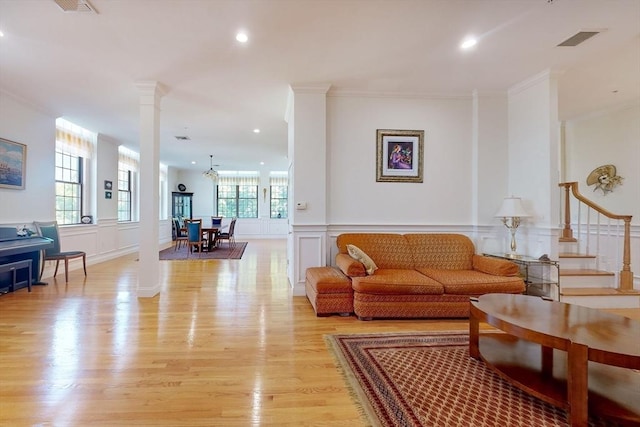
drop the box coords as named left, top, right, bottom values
left=270, top=185, right=287, bottom=218
left=55, top=150, right=82, bottom=225
left=217, top=185, right=258, bottom=218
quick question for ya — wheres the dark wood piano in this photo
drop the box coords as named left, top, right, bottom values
left=0, top=227, right=53, bottom=293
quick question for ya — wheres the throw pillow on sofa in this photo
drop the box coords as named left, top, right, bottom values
left=347, top=244, right=378, bottom=275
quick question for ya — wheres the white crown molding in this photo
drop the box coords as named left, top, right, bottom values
left=0, top=88, right=59, bottom=118
left=508, top=69, right=564, bottom=96
left=288, top=83, right=332, bottom=94
left=565, top=98, right=640, bottom=123
left=327, top=89, right=471, bottom=100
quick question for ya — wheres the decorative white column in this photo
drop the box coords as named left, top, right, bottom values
left=286, top=84, right=331, bottom=295
left=136, top=81, right=165, bottom=298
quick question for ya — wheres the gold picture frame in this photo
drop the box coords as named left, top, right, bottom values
left=376, top=129, right=424, bottom=183
left=0, top=137, right=27, bottom=190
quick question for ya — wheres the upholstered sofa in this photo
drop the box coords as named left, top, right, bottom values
left=314, top=233, right=525, bottom=320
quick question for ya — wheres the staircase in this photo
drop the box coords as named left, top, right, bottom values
left=557, top=182, right=639, bottom=309
left=558, top=246, right=640, bottom=309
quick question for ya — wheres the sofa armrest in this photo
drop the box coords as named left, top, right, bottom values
left=336, top=253, right=366, bottom=277
left=472, top=254, right=520, bottom=276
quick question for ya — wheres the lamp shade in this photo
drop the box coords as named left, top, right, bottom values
left=495, top=197, right=530, bottom=218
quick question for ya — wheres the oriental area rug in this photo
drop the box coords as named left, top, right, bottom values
left=325, top=332, right=617, bottom=427
left=159, top=242, right=247, bottom=260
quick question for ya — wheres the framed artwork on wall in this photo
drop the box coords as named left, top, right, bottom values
left=104, top=180, right=113, bottom=190
left=0, top=137, right=27, bottom=190
left=376, top=129, right=424, bottom=183
left=105, top=191, right=112, bottom=199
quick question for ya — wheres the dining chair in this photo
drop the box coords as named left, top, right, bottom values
left=185, top=219, right=207, bottom=257
left=217, top=217, right=237, bottom=248
left=34, top=221, right=87, bottom=282
left=211, top=216, right=223, bottom=228
left=173, top=217, right=188, bottom=251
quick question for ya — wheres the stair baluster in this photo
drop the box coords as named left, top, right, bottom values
left=558, top=182, right=633, bottom=292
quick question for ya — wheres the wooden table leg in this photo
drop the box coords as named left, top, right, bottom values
left=469, top=307, right=480, bottom=359
left=541, top=345, right=553, bottom=377
left=567, top=342, right=589, bottom=426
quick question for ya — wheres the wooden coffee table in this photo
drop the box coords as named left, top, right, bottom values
left=469, top=294, right=640, bottom=427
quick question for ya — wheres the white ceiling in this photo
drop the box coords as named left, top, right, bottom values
left=1, top=0, right=638, bottom=172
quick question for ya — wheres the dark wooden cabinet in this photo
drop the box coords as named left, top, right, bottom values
left=172, top=192, right=193, bottom=220
left=171, top=192, right=193, bottom=240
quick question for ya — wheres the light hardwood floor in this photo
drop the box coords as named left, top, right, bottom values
left=1, top=239, right=638, bottom=426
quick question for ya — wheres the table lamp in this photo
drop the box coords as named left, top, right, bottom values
left=495, top=196, right=531, bottom=257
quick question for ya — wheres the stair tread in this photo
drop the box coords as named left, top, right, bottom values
left=560, top=269, right=614, bottom=276
left=558, top=252, right=596, bottom=259
left=561, top=287, right=640, bottom=296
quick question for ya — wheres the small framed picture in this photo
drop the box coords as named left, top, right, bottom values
left=105, top=191, right=112, bottom=199
left=376, top=129, right=424, bottom=183
left=0, top=138, right=27, bottom=190
left=104, top=180, right=113, bottom=190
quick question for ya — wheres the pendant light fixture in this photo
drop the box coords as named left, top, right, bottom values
left=202, top=154, right=219, bottom=181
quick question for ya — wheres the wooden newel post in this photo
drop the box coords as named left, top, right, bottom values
left=559, top=182, right=576, bottom=242
left=619, top=217, right=633, bottom=291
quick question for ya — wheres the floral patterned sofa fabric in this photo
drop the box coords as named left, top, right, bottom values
left=335, top=233, right=525, bottom=320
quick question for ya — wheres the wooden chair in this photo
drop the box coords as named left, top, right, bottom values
left=217, top=217, right=237, bottom=248
left=34, top=221, right=86, bottom=282
left=185, top=219, right=207, bottom=257
left=173, top=217, right=188, bottom=250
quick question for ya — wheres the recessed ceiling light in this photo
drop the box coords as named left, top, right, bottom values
left=253, top=128, right=260, bottom=133
left=260, top=161, right=265, bottom=165
left=236, top=32, right=248, bottom=43
left=0, top=30, right=4, bottom=38
left=460, top=37, right=477, bottom=50
left=191, top=161, right=196, bottom=165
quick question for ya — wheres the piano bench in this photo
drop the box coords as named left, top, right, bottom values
left=0, top=259, right=32, bottom=293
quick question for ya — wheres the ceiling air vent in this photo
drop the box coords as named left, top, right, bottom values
left=557, top=31, right=600, bottom=47
left=175, top=136, right=191, bottom=141
left=54, top=0, right=96, bottom=13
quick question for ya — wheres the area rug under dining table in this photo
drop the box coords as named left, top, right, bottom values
left=159, top=242, right=247, bottom=260
left=325, top=331, right=617, bottom=427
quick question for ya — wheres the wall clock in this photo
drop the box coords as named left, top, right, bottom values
left=178, top=183, right=186, bottom=191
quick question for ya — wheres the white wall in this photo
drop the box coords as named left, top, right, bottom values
left=327, top=94, right=476, bottom=225
left=0, top=92, right=56, bottom=222
left=564, top=103, right=640, bottom=223
left=506, top=71, right=560, bottom=258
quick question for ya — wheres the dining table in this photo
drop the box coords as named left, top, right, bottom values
left=201, top=225, right=228, bottom=252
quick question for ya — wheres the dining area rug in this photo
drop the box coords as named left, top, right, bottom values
left=159, top=242, right=247, bottom=260
left=325, top=331, right=617, bottom=427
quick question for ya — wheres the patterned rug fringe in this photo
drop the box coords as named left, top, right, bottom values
left=325, top=331, right=621, bottom=427
left=324, top=334, right=379, bottom=427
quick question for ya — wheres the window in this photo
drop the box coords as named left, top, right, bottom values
left=159, top=163, right=168, bottom=220
left=270, top=172, right=288, bottom=219
left=217, top=185, right=258, bottom=218
left=118, top=169, right=131, bottom=221
left=216, top=172, right=259, bottom=218
left=118, top=146, right=139, bottom=222
left=55, top=118, right=95, bottom=225
left=55, top=150, right=83, bottom=225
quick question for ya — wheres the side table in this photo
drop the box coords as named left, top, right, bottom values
left=484, top=253, right=560, bottom=300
